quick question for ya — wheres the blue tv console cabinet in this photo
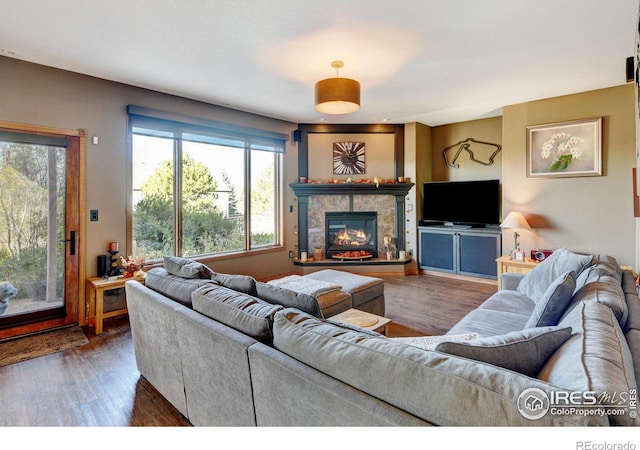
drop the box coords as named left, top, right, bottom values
left=418, top=225, right=502, bottom=280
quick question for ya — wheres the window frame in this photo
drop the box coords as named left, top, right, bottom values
left=126, top=106, right=285, bottom=263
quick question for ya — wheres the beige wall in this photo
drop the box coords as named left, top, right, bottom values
left=415, top=87, right=637, bottom=267
left=502, top=84, right=637, bottom=266
left=431, top=117, right=503, bottom=183
left=405, top=122, right=431, bottom=256
left=0, top=57, right=299, bottom=281
left=307, top=133, right=396, bottom=181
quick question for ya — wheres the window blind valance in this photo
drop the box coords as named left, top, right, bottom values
left=127, top=105, right=286, bottom=153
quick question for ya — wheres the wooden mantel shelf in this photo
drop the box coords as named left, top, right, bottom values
left=289, top=182, right=414, bottom=196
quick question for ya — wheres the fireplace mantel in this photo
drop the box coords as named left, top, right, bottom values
left=291, top=182, right=415, bottom=255
left=290, top=182, right=413, bottom=197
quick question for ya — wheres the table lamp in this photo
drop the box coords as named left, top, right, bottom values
left=500, top=211, right=531, bottom=258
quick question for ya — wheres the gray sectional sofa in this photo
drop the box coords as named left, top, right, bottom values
left=125, top=250, right=640, bottom=426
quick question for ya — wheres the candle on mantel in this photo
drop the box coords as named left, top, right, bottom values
left=108, top=242, right=119, bottom=252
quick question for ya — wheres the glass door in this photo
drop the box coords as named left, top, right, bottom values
left=0, top=129, right=81, bottom=338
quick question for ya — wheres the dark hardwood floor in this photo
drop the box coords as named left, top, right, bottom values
left=384, top=273, right=497, bottom=336
left=0, top=272, right=496, bottom=427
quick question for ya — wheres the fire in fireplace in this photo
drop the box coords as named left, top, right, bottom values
left=325, top=211, right=378, bottom=258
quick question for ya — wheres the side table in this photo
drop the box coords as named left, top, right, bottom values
left=87, top=274, right=145, bottom=335
left=328, top=308, right=392, bottom=335
left=495, top=255, right=538, bottom=286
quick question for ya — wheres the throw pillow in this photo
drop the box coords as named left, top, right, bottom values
left=192, top=283, right=283, bottom=343
left=435, top=326, right=573, bottom=377
left=524, top=271, right=576, bottom=328
left=163, top=256, right=212, bottom=279
left=211, top=272, right=258, bottom=297
left=517, top=248, right=593, bottom=303
left=256, top=282, right=323, bottom=318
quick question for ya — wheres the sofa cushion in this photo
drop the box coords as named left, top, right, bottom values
left=163, top=256, right=212, bottom=279
left=625, top=329, right=640, bottom=390
left=145, top=267, right=216, bottom=307
left=446, top=308, right=531, bottom=337
left=542, top=300, right=639, bottom=426
left=256, top=282, right=323, bottom=318
left=272, top=308, right=605, bottom=426
left=211, top=272, right=258, bottom=297
left=621, top=269, right=638, bottom=296
left=436, top=326, right=572, bottom=377
left=192, top=284, right=282, bottom=343
left=563, top=274, right=628, bottom=328
left=525, top=271, right=576, bottom=328
left=590, top=254, right=622, bottom=281
left=517, top=248, right=593, bottom=304
left=478, top=289, right=536, bottom=316
left=625, top=289, right=640, bottom=333
left=621, top=270, right=640, bottom=333
left=573, top=255, right=620, bottom=291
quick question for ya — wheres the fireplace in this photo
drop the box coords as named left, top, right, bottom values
left=325, top=211, right=378, bottom=258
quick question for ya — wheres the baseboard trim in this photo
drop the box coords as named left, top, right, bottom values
left=421, top=269, right=498, bottom=286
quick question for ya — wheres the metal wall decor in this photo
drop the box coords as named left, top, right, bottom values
left=442, top=138, right=502, bottom=168
left=333, top=141, right=366, bottom=175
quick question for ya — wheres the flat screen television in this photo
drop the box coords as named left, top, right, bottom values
left=422, top=179, right=500, bottom=226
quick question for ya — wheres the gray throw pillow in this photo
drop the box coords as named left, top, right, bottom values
left=192, top=283, right=283, bottom=342
left=517, top=248, right=592, bottom=303
left=525, top=271, right=576, bottom=328
left=212, top=272, right=258, bottom=297
left=256, top=282, right=323, bottom=318
left=163, top=256, right=212, bottom=279
left=435, top=326, right=573, bottom=377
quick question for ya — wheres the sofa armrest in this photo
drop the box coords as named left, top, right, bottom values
left=500, top=272, right=526, bottom=291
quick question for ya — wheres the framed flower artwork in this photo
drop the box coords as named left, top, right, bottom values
left=333, top=141, right=366, bottom=175
left=526, top=117, right=602, bottom=178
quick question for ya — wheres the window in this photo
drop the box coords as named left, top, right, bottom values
left=128, top=106, right=284, bottom=261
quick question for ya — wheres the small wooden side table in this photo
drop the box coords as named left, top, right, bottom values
left=329, top=308, right=392, bottom=335
left=495, top=255, right=538, bottom=286
left=87, top=274, right=145, bottom=335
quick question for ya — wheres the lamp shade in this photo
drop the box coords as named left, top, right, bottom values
left=314, top=77, right=360, bottom=114
left=500, top=211, right=531, bottom=230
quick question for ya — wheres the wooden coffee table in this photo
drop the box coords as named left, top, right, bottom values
left=329, top=308, right=391, bottom=335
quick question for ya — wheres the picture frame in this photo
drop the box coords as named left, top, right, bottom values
left=513, top=251, right=525, bottom=262
left=526, top=117, right=602, bottom=178
left=333, top=141, right=366, bottom=175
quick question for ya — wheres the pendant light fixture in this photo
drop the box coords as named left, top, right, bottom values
left=314, top=61, right=360, bottom=114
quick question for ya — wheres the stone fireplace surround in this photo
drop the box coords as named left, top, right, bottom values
left=290, top=183, right=414, bottom=260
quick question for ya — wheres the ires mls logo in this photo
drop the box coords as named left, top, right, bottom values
left=517, top=388, right=550, bottom=420
left=517, top=388, right=638, bottom=420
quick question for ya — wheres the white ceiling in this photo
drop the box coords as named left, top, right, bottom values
left=1, top=0, right=638, bottom=126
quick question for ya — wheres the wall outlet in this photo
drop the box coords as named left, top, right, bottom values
left=288, top=251, right=294, bottom=258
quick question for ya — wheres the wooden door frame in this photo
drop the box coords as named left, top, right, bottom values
left=0, top=121, right=87, bottom=339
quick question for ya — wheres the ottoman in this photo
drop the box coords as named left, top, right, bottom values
left=304, top=269, right=385, bottom=316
